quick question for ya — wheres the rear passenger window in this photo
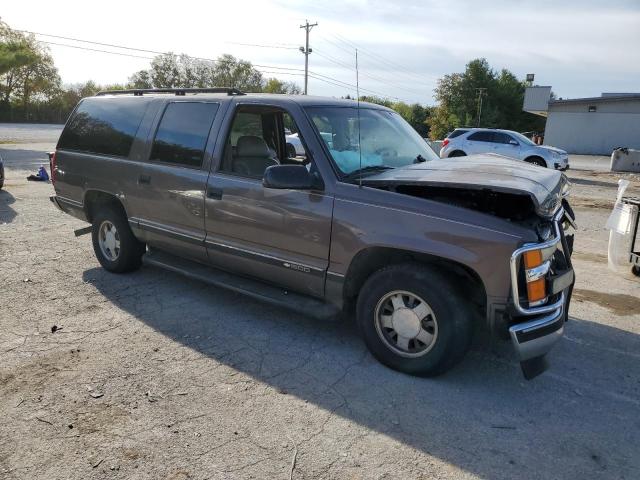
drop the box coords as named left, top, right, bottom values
left=467, top=131, right=495, bottom=142
left=57, top=97, right=150, bottom=157
left=150, top=102, right=219, bottom=168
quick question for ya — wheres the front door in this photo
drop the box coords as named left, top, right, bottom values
left=204, top=104, right=333, bottom=298
left=492, top=132, right=521, bottom=159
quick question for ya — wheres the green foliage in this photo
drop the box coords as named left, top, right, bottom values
left=0, top=20, right=62, bottom=121
left=430, top=58, right=545, bottom=139
left=263, top=78, right=301, bottom=95
left=360, top=96, right=433, bottom=137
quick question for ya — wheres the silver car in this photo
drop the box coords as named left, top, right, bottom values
left=440, top=128, right=569, bottom=170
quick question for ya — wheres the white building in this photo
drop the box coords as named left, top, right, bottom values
left=523, top=87, right=640, bottom=155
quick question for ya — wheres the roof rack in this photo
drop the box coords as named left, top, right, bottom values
left=95, top=87, right=245, bottom=97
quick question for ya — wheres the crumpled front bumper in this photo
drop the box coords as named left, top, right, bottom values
left=508, top=208, right=575, bottom=378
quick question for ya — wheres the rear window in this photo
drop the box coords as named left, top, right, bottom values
left=447, top=129, right=468, bottom=139
left=149, top=102, right=219, bottom=168
left=58, top=97, right=150, bottom=157
left=467, top=131, right=494, bottom=142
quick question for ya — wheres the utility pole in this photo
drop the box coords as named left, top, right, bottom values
left=299, top=20, right=318, bottom=95
left=475, top=88, right=487, bottom=127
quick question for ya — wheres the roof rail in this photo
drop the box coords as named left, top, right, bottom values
left=95, top=87, right=245, bottom=97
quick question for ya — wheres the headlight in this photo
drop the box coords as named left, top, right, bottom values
left=551, top=151, right=560, bottom=158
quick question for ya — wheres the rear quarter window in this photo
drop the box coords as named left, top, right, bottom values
left=57, top=97, right=151, bottom=157
left=447, top=129, right=468, bottom=139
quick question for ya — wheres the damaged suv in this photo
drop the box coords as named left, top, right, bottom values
left=50, top=89, right=575, bottom=379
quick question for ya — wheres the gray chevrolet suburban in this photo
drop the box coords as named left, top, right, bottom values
left=50, top=88, right=575, bottom=379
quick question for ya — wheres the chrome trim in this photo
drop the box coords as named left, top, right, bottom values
left=205, top=239, right=325, bottom=276
left=509, top=301, right=565, bottom=361
left=525, top=260, right=551, bottom=282
left=57, top=195, right=84, bottom=208
left=510, top=208, right=565, bottom=316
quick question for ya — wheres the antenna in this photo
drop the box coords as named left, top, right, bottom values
left=356, top=48, right=362, bottom=188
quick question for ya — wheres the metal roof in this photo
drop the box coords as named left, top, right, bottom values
left=550, top=94, right=640, bottom=105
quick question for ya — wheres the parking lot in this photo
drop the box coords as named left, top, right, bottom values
left=1, top=124, right=639, bottom=479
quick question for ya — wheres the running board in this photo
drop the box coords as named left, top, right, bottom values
left=142, top=250, right=340, bottom=321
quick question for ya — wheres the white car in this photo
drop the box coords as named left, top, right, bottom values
left=439, top=128, right=569, bottom=170
left=285, top=132, right=306, bottom=157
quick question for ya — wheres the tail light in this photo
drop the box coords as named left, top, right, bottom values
left=442, top=138, right=450, bottom=147
left=48, top=151, right=57, bottom=185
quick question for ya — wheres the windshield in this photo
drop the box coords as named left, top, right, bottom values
left=305, top=107, right=439, bottom=176
left=510, top=131, right=536, bottom=146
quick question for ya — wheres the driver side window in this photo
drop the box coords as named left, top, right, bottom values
left=220, top=107, right=310, bottom=179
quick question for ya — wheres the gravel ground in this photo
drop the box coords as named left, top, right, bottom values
left=1, top=124, right=639, bottom=480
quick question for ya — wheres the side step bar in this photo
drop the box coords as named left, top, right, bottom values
left=142, top=249, right=341, bottom=321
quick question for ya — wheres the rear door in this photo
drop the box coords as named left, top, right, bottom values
left=128, top=100, right=223, bottom=262
left=203, top=102, right=333, bottom=298
left=465, top=131, right=495, bottom=154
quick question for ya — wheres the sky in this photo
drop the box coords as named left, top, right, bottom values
left=3, top=0, right=640, bottom=105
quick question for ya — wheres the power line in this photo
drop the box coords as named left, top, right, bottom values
left=322, top=30, right=431, bottom=87
left=27, top=29, right=404, bottom=101
left=225, top=41, right=299, bottom=50
left=313, top=48, right=427, bottom=97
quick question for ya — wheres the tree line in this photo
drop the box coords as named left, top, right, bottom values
left=0, top=20, right=543, bottom=138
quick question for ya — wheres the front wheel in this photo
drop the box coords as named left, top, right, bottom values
left=91, top=205, right=145, bottom=273
left=525, top=156, right=547, bottom=168
left=356, top=264, right=474, bottom=376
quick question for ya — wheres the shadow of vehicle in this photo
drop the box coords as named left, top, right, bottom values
left=0, top=189, right=17, bottom=224
left=82, top=265, right=640, bottom=479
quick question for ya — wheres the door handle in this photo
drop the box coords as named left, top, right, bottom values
left=138, top=174, right=151, bottom=185
left=207, top=187, right=223, bottom=200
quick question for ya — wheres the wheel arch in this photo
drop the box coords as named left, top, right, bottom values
left=83, top=190, right=128, bottom=224
left=524, top=155, right=547, bottom=168
left=448, top=150, right=466, bottom=157
left=342, top=246, right=487, bottom=316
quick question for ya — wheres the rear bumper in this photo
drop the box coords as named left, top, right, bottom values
left=50, top=195, right=88, bottom=222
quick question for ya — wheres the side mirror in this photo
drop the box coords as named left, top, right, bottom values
left=263, top=164, right=323, bottom=190
left=509, top=139, right=519, bottom=146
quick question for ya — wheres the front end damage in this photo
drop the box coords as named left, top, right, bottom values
left=360, top=162, right=575, bottom=379
left=507, top=206, right=575, bottom=379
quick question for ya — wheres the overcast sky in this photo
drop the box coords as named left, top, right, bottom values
left=3, top=0, right=640, bottom=104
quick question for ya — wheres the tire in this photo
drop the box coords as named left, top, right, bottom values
left=286, top=143, right=297, bottom=158
left=0, top=164, right=4, bottom=190
left=632, top=265, right=640, bottom=277
left=525, top=156, right=547, bottom=168
left=448, top=150, right=466, bottom=158
left=356, top=263, right=474, bottom=377
left=91, top=205, right=145, bottom=273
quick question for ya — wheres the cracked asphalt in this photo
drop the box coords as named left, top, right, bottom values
left=1, top=124, right=639, bottom=480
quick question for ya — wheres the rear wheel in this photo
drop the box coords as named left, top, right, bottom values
left=91, top=205, right=145, bottom=273
left=0, top=164, right=4, bottom=189
left=632, top=265, right=640, bottom=277
left=356, top=264, right=474, bottom=376
left=525, top=156, right=547, bottom=168
left=448, top=150, right=466, bottom=158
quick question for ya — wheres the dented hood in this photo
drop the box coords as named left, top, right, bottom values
left=362, top=154, right=567, bottom=218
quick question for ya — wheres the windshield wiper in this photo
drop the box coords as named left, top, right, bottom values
left=343, top=165, right=394, bottom=181
left=414, top=154, right=428, bottom=163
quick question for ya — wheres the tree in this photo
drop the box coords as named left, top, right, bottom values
left=0, top=21, right=61, bottom=120
left=263, top=78, right=301, bottom=94
left=430, top=58, right=545, bottom=139
left=359, top=95, right=433, bottom=137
